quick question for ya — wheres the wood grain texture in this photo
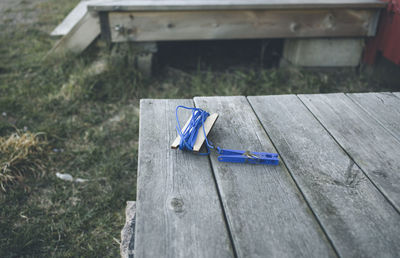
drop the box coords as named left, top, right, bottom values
left=193, top=96, right=336, bottom=258
left=136, top=99, right=233, bottom=258
left=347, top=92, right=400, bottom=141
left=248, top=95, right=400, bottom=257
left=49, top=11, right=100, bottom=55
left=109, top=9, right=376, bottom=42
left=89, top=0, right=386, bottom=11
left=299, top=93, right=400, bottom=212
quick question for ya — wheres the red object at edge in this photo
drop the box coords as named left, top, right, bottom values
left=364, top=0, right=400, bottom=65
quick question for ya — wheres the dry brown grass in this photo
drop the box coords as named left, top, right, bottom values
left=0, top=129, right=47, bottom=191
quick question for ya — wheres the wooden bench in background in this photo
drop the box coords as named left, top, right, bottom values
left=51, top=0, right=386, bottom=73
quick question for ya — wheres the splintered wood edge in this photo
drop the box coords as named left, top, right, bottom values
left=171, top=113, right=219, bottom=151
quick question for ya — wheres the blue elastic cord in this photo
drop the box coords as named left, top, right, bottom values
left=176, top=105, right=215, bottom=155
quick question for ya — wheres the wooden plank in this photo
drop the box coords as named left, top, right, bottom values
left=108, top=9, right=377, bottom=42
left=89, top=0, right=386, bottom=12
left=367, top=8, right=381, bottom=36
left=51, top=0, right=115, bottom=36
left=248, top=95, right=400, bottom=257
left=193, top=96, right=336, bottom=258
left=136, top=99, right=234, bottom=258
left=299, top=93, right=400, bottom=212
left=52, top=1, right=96, bottom=36
left=51, top=1, right=89, bottom=36
left=347, top=92, right=400, bottom=141
left=48, top=11, right=100, bottom=55
left=121, top=201, right=136, bottom=258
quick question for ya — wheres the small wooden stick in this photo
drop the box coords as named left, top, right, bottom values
left=171, top=113, right=219, bottom=151
left=171, top=114, right=193, bottom=149
left=192, top=113, right=218, bottom=152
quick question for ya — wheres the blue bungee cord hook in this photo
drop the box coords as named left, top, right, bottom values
left=175, top=105, right=279, bottom=165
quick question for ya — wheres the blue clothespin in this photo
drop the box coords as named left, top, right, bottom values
left=217, top=148, right=279, bottom=165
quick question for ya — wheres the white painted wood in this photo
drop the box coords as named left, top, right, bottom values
left=89, top=0, right=386, bottom=11
left=136, top=99, right=234, bottom=258
left=52, top=1, right=91, bottom=36
left=108, top=9, right=376, bottom=42
left=299, top=93, right=400, bottom=212
left=248, top=95, right=400, bottom=257
left=348, top=92, right=400, bottom=141
left=49, top=11, right=100, bottom=55
left=194, top=96, right=336, bottom=258
left=51, top=0, right=114, bottom=36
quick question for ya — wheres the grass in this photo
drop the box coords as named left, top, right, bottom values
left=0, top=0, right=399, bottom=257
left=0, top=130, right=47, bottom=191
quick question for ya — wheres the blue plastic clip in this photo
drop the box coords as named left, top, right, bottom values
left=217, top=148, right=279, bottom=165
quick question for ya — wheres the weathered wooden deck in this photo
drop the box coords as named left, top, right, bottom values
left=136, top=92, right=400, bottom=257
left=91, top=0, right=384, bottom=43
left=52, top=0, right=385, bottom=54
